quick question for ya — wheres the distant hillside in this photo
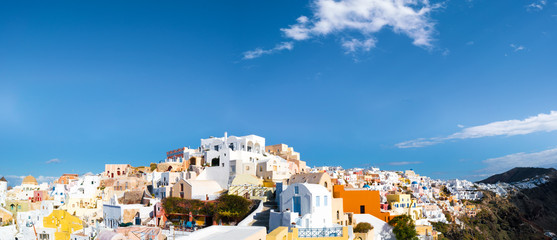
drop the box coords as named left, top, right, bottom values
left=510, top=172, right=557, bottom=233
left=434, top=173, right=557, bottom=239
left=477, top=167, right=557, bottom=184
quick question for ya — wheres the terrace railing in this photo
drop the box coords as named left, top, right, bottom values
left=297, top=227, right=343, bottom=238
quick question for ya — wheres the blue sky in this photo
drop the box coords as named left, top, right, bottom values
left=1, top=0, right=557, bottom=185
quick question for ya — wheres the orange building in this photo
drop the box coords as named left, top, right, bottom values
left=56, top=174, right=79, bottom=185
left=333, top=185, right=391, bottom=222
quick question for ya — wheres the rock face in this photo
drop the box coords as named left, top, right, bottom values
left=477, top=167, right=557, bottom=184
left=509, top=172, right=557, bottom=233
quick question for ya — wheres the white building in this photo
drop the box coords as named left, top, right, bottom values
left=49, top=184, right=68, bottom=205
left=196, top=133, right=267, bottom=189
left=103, top=195, right=153, bottom=229
left=353, top=214, right=395, bottom=240
left=165, top=147, right=200, bottom=163
left=68, top=175, right=101, bottom=199
left=175, top=225, right=266, bottom=240
left=256, top=155, right=291, bottom=182
left=0, top=177, right=7, bottom=207
left=269, top=183, right=334, bottom=231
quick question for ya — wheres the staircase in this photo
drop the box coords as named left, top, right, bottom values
left=250, top=201, right=278, bottom=231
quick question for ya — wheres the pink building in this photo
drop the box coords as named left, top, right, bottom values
left=33, top=190, right=46, bottom=202
left=104, top=164, right=132, bottom=178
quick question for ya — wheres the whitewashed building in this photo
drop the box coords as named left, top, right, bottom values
left=196, top=133, right=267, bottom=189
left=269, top=183, right=334, bottom=232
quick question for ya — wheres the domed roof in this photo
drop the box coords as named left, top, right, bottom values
left=22, top=175, right=38, bottom=185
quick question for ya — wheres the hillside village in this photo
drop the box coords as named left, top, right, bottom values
left=0, top=133, right=543, bottom=240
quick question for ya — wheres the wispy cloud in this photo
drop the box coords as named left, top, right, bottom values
left=388, top=161, right=422, bottom=166
left=243, top=42, right=294, bottom=59
left=510, top=44, right=525, bottom=52
left=46, top=158, right=61, bottom=164
left=396, top=110, right=557, bottom=148
left=342, top=38, right=377, bottom=53
left=246, top=0, right=440, bottom=58
left=480, top=147, right=557, bottom=174
left=4, top=175, right=57, bottom=186
left=526, top=0, right=546, bottom=11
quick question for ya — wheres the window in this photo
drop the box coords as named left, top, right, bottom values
left=181, top=184, right=184, bottom=192
left=246, top=166, right=250, bottom=171
left=324, top=196, right=328, bottom=206
left=294, top=186, right=299, bottom=194
left=360, top=205, right=365, bottom=213
left=211, top=158, right=220, bottom=167
left=316, top=196, right=320, bottom=207
left=337, top=211, right=340, bottom=220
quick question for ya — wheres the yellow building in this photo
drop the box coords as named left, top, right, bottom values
left=416, top=224, right=438, bottom=240
left=43, top=210, right=83, bottom=240
left=386, top=194, right=413, bottom=209
left=267, top=226, right=350, bottom=240
left=0, top=206, right=13, bottom=225
left=386, top=194, right=421, bottom=220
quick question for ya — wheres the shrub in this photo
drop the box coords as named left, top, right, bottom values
left=354, top=222, right=373, bottom=233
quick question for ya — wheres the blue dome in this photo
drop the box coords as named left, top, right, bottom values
left=422, top=186, right=428, bottom=190
left=363, top=184, right=371, bottom=188
left=411, top=181, right=418, bottom=184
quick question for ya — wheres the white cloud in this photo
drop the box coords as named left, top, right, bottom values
left=397, top=110, right=557, bottom=148
left=45, top=158, right=61, bottom=164
left=4, top=175, right=57, bottom=186
left=247, top=0, right=440, bottom=58
left=342, top=37, right=377, bottom=53
left=388, top=161, right=422, bottom=165
left=510, top=44, right=525, bottom=52
left=36, top=176, right=58, bottom=183
left=243, top=42, right=294, bottom=60
left=481, top=147, right=557, bottom=174
left=281, top=0, right=440, bottom=49
left=526, top=0, right=546, bottom=11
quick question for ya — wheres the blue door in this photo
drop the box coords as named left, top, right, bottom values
left=293, top=196, right=301, bottom=214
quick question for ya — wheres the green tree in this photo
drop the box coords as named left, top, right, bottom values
left=150, top=163, right=157, bottom=172
left=388, top=215, right=418, bottom=240
left=216, top=194, right=251, bottom=223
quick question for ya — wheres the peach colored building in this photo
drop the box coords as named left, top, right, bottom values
left=266, top=143, right=308, bottom=174
left=288, top=172, right=332, bottom=192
